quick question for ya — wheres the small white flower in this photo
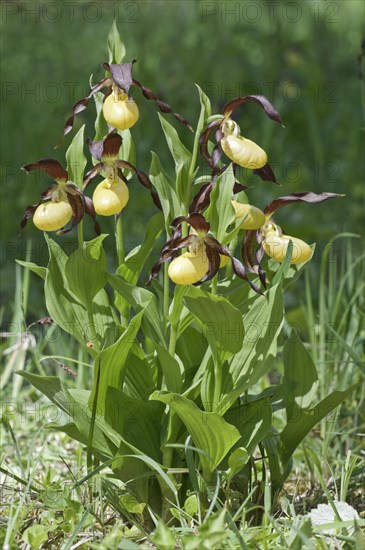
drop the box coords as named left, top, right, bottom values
left=308, top=501, right=359, bottom=535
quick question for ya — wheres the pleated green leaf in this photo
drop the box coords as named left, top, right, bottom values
left=282, top=329, right=318, bottom=418
left=150, top=391, right=240, bottom=479
left=65, top=235, right=108, bottom=312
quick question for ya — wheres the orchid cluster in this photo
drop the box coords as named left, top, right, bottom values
left=21, top=56, right=340, bottom=293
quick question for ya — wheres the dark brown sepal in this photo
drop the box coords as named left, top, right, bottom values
left=59, top=77, right=111, bottom=144
left=103, top=61, right=136, bottom=93
left=222, top=95, right=283, bottom=125
left=253, top=163, right=278, bottom=184
left=22, top=159, right=68, bottom=182
left=199, top=246, right=220, bottom=283
left=132, top=78, right=193, bottom=132
left=84, top=195, right=101, bottom=235
left=264, top=191, right=343, bottom=216
left=58, top=191, right=84, bottom=234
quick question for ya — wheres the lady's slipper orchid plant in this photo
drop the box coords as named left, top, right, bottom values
left=16, top=24, right=352, bottom=530
left=20, top=159, right=100, bottom=234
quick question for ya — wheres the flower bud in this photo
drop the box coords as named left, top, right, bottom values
left=262, top=234, right=312, bottom=265
left=33, top=200, right=72, bottom=231
left=102, top=91, right=139, bottom=130
left=231, top=200, right=266, bottom=230
left=92, top=178, right=129, bottom=216
left=168, top=251, right=208, bottom=285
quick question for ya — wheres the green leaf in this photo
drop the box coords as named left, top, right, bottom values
left=183, top=285, right=244, bottom=358
left=151, top=391, right=240, bottom=479
left=65, top=235, right=108, bottom=312
left=22, top=525, right=48, bottom=549
left=280, top=383, right=359, bottom=462
left=105, top=387, right=162, bottom=463
left=117, top=212, right=164, bottom=286
left=16, top=372, right=120, bottom=458
left=44, top=234, right=93, bottom=351
left=108, top=273, right=166, bottom=346
left=17, top=372, right=71, bottom=415
left=169, top=285, right=189, bottom=328
left=205, top=164, right=236, bottom=242
left=195, top=84, right=211, bottom=139
left=155, top=344, right=183, bottom=393
left=89, top=311, right=144, bottom=416
left=15, top=259, right=47, bottom=280
left=107, top=20, right=126, bottom=64
left=221, top=284, right=284, bottom=413
left=66, top=124, right=87, bottom=188
left=119, top=494, right=146, bottom=515
left=151, top=520, right=177, bottom=550
left=158, top=113, right=192, bottom=205
left=124, top=351, right=155, bottom=400
left=225, top=398, right=272, bottom=472
left=119, top=129, right=136, bottom=167
left=149, top=152, right=181, bottom=231
left=227, top=448, right=249, bottom=479
left=282, top=329, right=319, bottom=418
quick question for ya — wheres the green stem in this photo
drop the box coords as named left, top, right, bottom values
left=87, top=309, right=99, bottom=352
left=169, top=325, right=178, bottom=356
left=22, top=239, right=32, bottom=319
left=211, top=274, right=218, bottom=295
left=163, top=262, right=170, bottom=334
left=188, top=128, right=200, bottom=185
left=77, top=221, right=84, bottom=249
left=212, top=357, right=222, bottom=411
left=226, top=235, right=237, bottom=278
left=115, top=215, right=125, bottom=266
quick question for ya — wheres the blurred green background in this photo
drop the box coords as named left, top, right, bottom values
left=1, top=0, right=364, bottom=320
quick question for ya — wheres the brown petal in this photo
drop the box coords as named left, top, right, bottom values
left=264, top=191, right=343, bottom=216
left=19, top=203, right=41, bottom=234
left=58, top=77, right=111, bottom=144
left=87, top=131, right=122, bottom=161
left=83, top=163, right=105, bottom=189
left=222, top=95, right=283, bottom=125
left=231, top=257, right=263, bottom=295
left=253, top=163, right=278, bottom=184
left=132, top=78, right=193, bottom=132
left=199, top=246, right=220, bottom=283
left=114, top=160, right=161, bottom=210
left=57, top=191, right=84, bottom=234
left=22, top=159, right=68, bottom=182
left=84, top=195, right=101, bottom=235
left=199, top=119, right=222, bottom=169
